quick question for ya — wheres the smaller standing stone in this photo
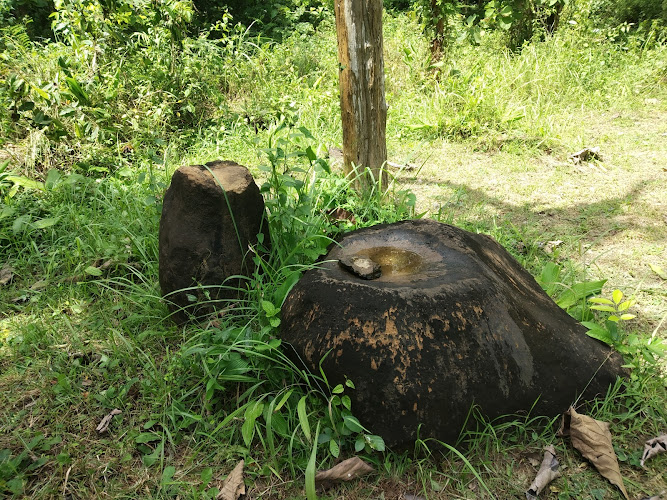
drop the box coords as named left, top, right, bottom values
left=159, top=160, right=270, bottom=324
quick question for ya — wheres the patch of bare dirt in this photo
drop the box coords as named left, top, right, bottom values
left=395, top=108, right=666, bottom=338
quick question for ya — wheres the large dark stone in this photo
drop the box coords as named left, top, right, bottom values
left=281, top=219, right=625, bottom=448
left=159, top=160, right=270, bottom=324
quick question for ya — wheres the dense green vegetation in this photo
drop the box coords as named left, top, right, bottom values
left=1, top=0, right=666, bottom=498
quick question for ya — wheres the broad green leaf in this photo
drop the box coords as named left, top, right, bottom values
left=617, top=300, right=635, bottom=312
left=31, top=217, right=59, bottom=230
left=343, top=415, right=363, bottom=433
left=32, top=110, right=52, bottom=125
left=590, top=305, right=616, bottom=313
left=66, top=76, right=90, bottom=105
left=332, top=384, right=344, bottom=394
left=200, top=467, right=213, bottom=486
left=161, top=465, right=175, bottom=483
left=241, top=401, right=264, bottom=447
left=12, top=214, right=31, bottom=234
left=355, top=437, right=365, bottom=452
left=612, top=289, right=623, bottom=304
left=273, top=389, right=293, bottom=413
left=317, top=429, right=332, bottom=444
left=261, top=300, right=278, bottom=317
left=142, top=441, right=163, bottom=467
left=31, top=84, right=51, bottom=100
left=473, top=27, right=482, bottom=44
left=366, top=434, right=385, bottom=451
left=557, top=280, right=606, bottom=309
left=297, top=396, right=311, bottom=443
left=538, top=262, right=561, bottom=294
left=0, top=207, right=16, bottom=220
left=85, top=266, right=103, bottom=276
left=329, top=438, right=340, bottom=458
left=7, top=477, right=23, bottom=495
left=135, top=432, right=160, bottom=444
left=589, top=297, right=614, bottom=305
left=619, top=314, right=636, bottom=321
left=45, top=169, right=62, bottom=189
left=298, top=126, right=315, bottom=140
left=271, top=411, right=287, bottom=435
left=6, top=174, right=44, bottom=191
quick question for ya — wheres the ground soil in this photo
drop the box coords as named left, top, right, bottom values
left=393, top=107, right=666, bottom=341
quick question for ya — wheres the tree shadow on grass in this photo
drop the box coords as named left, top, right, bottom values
left=407, top=177, right=664, bottom=250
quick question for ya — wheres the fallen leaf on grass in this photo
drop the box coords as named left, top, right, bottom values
left=96, top=409, right=122, bottom=433
left=64, top=259, right=114, bottom=283
left=404, top=495, right=427, bottom=500
left=558, top=407, right=629, bottom=499
left=0, top=264, right=14, bottom=286
left=30, top=280, right=47, bottom=291
left=640, top=434, right=667, bottom=467
left=526, top=445, right=561, bottom=500
left=569, top=147, right=602, bottom=164
left=315, top=456, right=374, bottom=490
left=217, top=460, right=245, bottom=500
left=542, top=240, right=563, bottom=255
left=386, top=160, right=417, bottom=171
left=640, top=492, right=666, bottom=500
left=326, top=207, right=356, bottom=224
left=649, top=264, right=667, bottom=280
left=525, top=451, right=543, bottom=467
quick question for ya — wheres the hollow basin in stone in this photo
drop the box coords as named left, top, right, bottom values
left=281, top=219, right=625, bottom=448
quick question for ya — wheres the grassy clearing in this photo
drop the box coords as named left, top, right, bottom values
left=1, top=6, right=666, bottom=500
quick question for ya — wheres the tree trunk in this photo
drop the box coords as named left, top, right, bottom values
left=334, top=0, right=388, bottom=193
left=430, top=0, right=446, bottom=61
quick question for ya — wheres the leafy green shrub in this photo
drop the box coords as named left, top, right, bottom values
left=590, top=0, right=667, bottom=27
left=193, top=0, right=328, bottom=39
left=0, top=0, right=55, bottom=39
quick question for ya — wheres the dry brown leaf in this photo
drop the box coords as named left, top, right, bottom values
left=315, top=456, right=374, bottom=490
left=326, top=207, right=357, bottom=224
left=0, top=264, right=14, bottom=286
left=558, top=407, right=629, bottom=499
left=543, top=240, right=564, bottom=255
left=526, top=445, right=561, bottom=500
left=404, top=495, right=427, bottom=500
left=640, top=493, right=666, bottom=500
left=525, top=451, right=543, bottom=467
left=217, top=460, right=245, bottom=500
left=640, top=434, right=667, bottom=467
left=96, top=409, right=121, bottom=433
left=569, top=147, right=602, bottom=164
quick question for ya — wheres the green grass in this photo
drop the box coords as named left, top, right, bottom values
left=1, top=5, right=666, bottom=499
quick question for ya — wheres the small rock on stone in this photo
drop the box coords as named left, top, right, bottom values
left=339, top=256, right=382, bottom=280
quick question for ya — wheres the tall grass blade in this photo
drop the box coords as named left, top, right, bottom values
left=305, top=422, right=320, bottom=500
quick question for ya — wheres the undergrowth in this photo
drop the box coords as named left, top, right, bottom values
left=1, top=4, right=665, bottom=499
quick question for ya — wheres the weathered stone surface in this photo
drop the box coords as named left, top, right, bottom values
left=281, top=219, right=625, bottom=448
left=159, top=160, right=269, bottom=324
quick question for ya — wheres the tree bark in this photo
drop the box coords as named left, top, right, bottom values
left=430, top=0, right=446, bottom=61
left=334, top=0, right=388, bottom=193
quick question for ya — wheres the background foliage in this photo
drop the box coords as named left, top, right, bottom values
left=1, top=0, right=665, bottom=497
